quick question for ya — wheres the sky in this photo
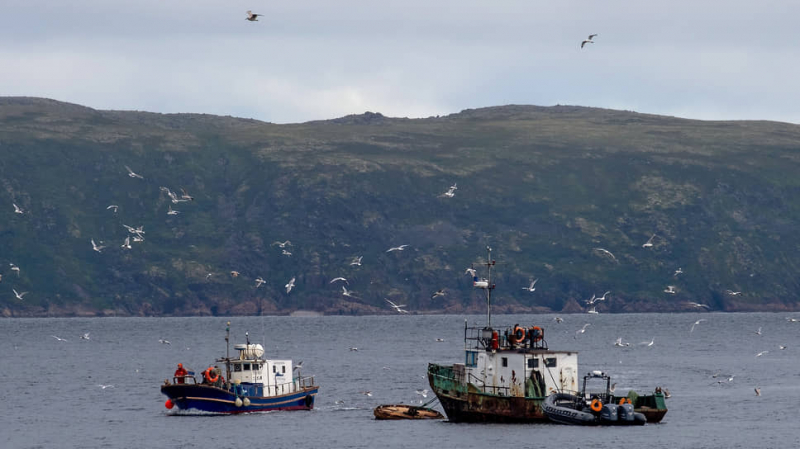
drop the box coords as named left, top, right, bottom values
left=2, top=1, right=798, bottom=124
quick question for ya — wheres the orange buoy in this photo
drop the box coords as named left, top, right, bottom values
left=165, top=399, right=174, bottom=409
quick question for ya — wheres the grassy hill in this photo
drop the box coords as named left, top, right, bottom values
left=2, top=97, right=800, bottom=317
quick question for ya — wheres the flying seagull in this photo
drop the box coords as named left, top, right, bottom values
left=10, top=263, right=20, bottom=277
left=342, top=286, right=357, bottom=298
left=642, top=234, right=656, bottom=248
left=674, top=267, right=683, bottom=277
left=640, top=337, right=655, bottom=347
left=386, top=244, right=409, bottom=252
left=180, top=188, right=194, bottom=201
left=464, top=268, right=477, bottom=277
left=13, top=288, right=27, bottom=300
left=686, top=301, right=709, bottom=309
left=350, top=256, right=363, bottom=266
left=522, top=279, right=538, bottom=292
left=167, top=205, right=180, bottom=215
left=272, top=240, right=292, bottom=248
left=581, top=39, right=594, bottom=49
left=726, top=290, right=742, bottom=296
left=329, top=277, right=349, bottom=285
left=281, top=249, right=292, bottom=256
left=106, top=205, right=118, bottom=213
left=159, top=339, right=171, bottom=345
left=246, top=10, right=263, bottom=21
left=592, top=248, right=618, bottom=262
left=81, top=332, right=91, bottom=340
left=664, top=285, right=677, bottom=294
left=756, top=350, right=769, bottom=357
left=254, top=277, right=266, bottom=288
left=690, top=319, right=706, bottom=333
left=431, top=289, right=446, bottom=299
left=52, top=335, right=68, bottom=342
left=385, top=299, right=409, bottom=314
left=91, top=239, right=105, bottom=253
left=124, top=165, right=144, bottom=179
left=754, top=387, right=761, bottom=396
left=285, top=277, right=296, bottom=293
left=574, top=323, right=591, bottom=339
left=121, top=236, right=132, bottom=250
left=588, top=33, right=598, bottom=40
left=13, top=203, right=24, bottom=214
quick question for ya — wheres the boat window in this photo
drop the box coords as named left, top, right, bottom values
left=252, top=363, right=260, bottom=370
left=527, top=358, right=539, bottom=368
left=544, top=357, right=557, bottom=368
left=244, top=363, right=251, bottom=371
left=234, top=364, right=242, bottom=372
left=465, top=351, right=477, bottom=367
left=272, top=365, right=276, bottom=373
left=502, top=357, right=508, bottom=367
left=282, top=366, right=286, bottom=373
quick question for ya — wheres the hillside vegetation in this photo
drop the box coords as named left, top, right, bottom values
left=2, top=97, right=800, bottom=317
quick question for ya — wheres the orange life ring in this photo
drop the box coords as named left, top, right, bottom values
left=204, top=368, right=219, bottom=383
left=513, top=326, right=525, bottom=342
left=528, top=326, right=543, bottom=343
left=590, top=398, right=603, bottom=412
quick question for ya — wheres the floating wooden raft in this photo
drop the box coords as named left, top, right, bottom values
left=373, top=404, right=445, bottom=420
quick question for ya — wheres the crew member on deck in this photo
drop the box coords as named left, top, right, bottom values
left=174, top=363, right=188, bottom=384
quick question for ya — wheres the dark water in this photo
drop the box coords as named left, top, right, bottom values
left=2, top=312, right=798, bottom=449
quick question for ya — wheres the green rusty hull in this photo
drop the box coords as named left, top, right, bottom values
left=428, top=363, right=548, bottom=423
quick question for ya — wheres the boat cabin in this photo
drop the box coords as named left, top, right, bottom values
left=222, top=344, right=298, bottom=397
left=459, top=324, right=579, bottom=398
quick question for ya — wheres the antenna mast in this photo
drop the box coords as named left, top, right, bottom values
left=485, top=246, right=496, bottom=326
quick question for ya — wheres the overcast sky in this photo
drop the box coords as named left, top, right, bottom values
left=2, top=1, right=798, bottom=124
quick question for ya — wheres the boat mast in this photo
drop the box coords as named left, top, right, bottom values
left=485, top=246, right=495, bottom=327
left=225, top=321, right=231, bottom=381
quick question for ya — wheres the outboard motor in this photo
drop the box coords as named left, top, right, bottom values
left=600, top=403, right=619, bottom=423
left=617, top=403, right=635, bottom=422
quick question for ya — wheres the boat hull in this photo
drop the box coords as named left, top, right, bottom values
left=161, top=383, right=318, bottom=414
left=428, top=363, right=548, bottom=423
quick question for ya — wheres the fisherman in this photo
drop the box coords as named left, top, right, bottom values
left=174, top=363, right=188, bottom=384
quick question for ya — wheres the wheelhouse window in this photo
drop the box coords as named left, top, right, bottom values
left=544, top=357, right=557, bottom=368
left=252, top=363, right=260, bottom=371
left=282, top=366, right=286, bottom=373
left=243, top=363, right=251, bottom=371
left=272, top=365, right=276, bottom=373
left=527, top=358, right=539, bottom=368
left=501, top=357, right=508, bottom=367
left=465, top=351, right=477, bottom=367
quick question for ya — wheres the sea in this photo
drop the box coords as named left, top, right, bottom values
left=2, top=312, right=798, bottom=449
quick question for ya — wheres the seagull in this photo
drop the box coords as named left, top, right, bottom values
left=342, top=286, right=357, bottom=298
left=293, top=361, right=303, bottom=371
left=180, top=188, right=194, bottom=201
left=254, top=277, right=266, bottom=288
left=81, top=332, right=91, bottom=340
left=385, top=299, right=408, bottom=314
left=91, top=239, right=105, bottom=253
left=121, top=236, right=132, bottom=250
left=554, top=317, right=564, bottom=324
left=13, top=203, right=24, bottom=214
left=686, top=301, right=709, bottom=309
left=10, top=263, right=20, bottom=277
left=159, top=339, right=171, bottom=345
left=754, top=326, right=762, bottom=336
left=386, top=244, right=409, bottom=252
left=246, top=10, right=263, bottom=21
left=756, top=350, right=769, bottom=357
left=431, top=289, right=446, bottom=299
left=580, top=39, right=594, bottom=49
left=124, top=165, right=144, bottom=179
left=167, top=205, right=180, bottom=215
left=464, top=268, right=476, bottom=277
left=614, top=337, right=630, bottom=347
left=52, top=335, right=68, bottom=342
left=349, top=347, right=359, bottom=352
left=664, top=389, right=671, bottom=398
left=98, top=384, right=115, bottom=389
left=359, top=391, right=372, bottom=397
left=787, top=317, right=800, bottom=322
left=522, top=279, right=538, bottom=292
left=609, top=383, right=617, bottom=393
left=350, top=256, right=363, bottom=266
left=285, top=277, right=296, bottom=293
left=160, top=187, right=187, bottom=204
left=415, top=389, right=429, bottom=398
left=664, top=285, right=676, bottom=294
left=754, top=387, right=761, bottom=396
left=585, top=294, right=597, bottom=305
left=574, top=323, right=590, bottom=339
left=642, top=234, right=656, bottom=248
left=281, top=249, right=292, bottom=256
left=690, top=319, right=706, bottom=333
left=13, top=289, right=27, bottom=300
left=329, top=277, right=349, bottom=285
left=779, top=345, right=787, bottom=350
left=592, top=248, right=617, bottom=262
left=106, top=205, right=118, bottom=213
left=640, top=337, right=655, bottom=347
left=587, top=33, right=598, bottom=40
left=132, top=235, right=144, bottom=242
left=272, top=240, right=292, bottom=248
left=597, top=290, right=611, bottom=301
left=587, top=306, right=599, bottom=314
left=674, top=267, right=683, bottom=277
left=726, top=290, right=742, bottom=296
left=206, top=273, right=213, bottom=280
left=230, top=271, right=240, bottom=278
